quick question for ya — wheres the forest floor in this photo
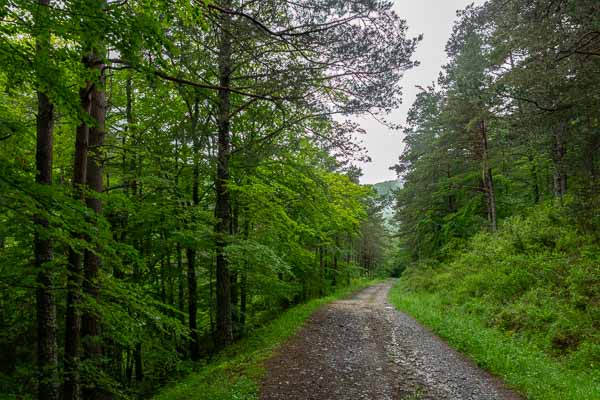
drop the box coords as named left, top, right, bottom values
left=260, top=281, right=522, bottom=400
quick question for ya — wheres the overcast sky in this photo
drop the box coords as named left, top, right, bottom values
left=356, top=0, right=484, bottom=184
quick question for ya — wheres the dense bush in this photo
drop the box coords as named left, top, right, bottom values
left=400, top=203, right=600, bottom=371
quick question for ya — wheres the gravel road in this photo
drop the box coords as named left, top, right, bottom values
left=260, top=281, right=522, bottom=400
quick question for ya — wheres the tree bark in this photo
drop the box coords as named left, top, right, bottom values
left=332, top=243, right=338, bottom=287
left=319, top=247, right=325, bottom=296
left=187, top=247, right=200, bottom=360
left=528, top=154, right=540, bottom=204
left=553, top=124, right=567, bottom=200
left=134, top=343, right=143, bottom=383
left=240, top=217, right=249, bottom=329
left=230, top=203, right=239, bottom=335
left=177, top=244, right=184, bottom=319
left=215, top=1, right=234, bottom=347
left=479, top=120, right=497, bottom=232
left=63, top=81, right=91, bottom=400
left=187, top=100, right=201, bottom=361
left=81, top=51, right=107, bottom=399
left=240, top=271, right=247, bottom=328
left=33, top=1, right=58, bottom=399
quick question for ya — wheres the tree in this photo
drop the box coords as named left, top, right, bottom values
left=0, top=1, right=416, bottom=397
left=33, top=1, right=59, bottom=399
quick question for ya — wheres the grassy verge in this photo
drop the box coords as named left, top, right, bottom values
left=389, top=282, right=600, bottom=400
left=154, top=279, right=378, bottom=400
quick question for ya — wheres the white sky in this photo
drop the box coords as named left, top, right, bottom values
left=356, top=0, right=484, bottom=184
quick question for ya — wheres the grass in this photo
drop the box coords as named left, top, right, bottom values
left=154, top=279, right=378, bottom=400
left=389, top=282, right=600, bottom=400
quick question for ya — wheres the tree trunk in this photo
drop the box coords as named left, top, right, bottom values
left=240, top=271, right=247, bottom=328
left=528, top=154, right=540, bottom=204
left=215, top=1, right=234, bottom=347
left=479, top=120, right=497, bottom=232
left=81, top=51, right=107, bottom=399
left=125, top=349, right=133, bottom=384
left=240, top=217, right=249, bottom=329
left=230, top=203, right=239, bottom=335
left=64, top=81, right=91, bottom=400
left=553, top=124, right=567, bottom=200
left=33, top=1, right=58, bottom=399
left=187, top=247, right=200, bottom=360
left=134, top=343, right=143, bottom=383
left=231, top=272, right=239, bottom=329
left=177, top=244, right=184, bottom=320
left=447, top=164, right=456, bottom=212
left=319, top=247, right=325, bottom=296
left=187, top=102, right=201, bottom=361
left=34, top=99, right=58, bottom=400
left=332, top=243, right=338, bottom=287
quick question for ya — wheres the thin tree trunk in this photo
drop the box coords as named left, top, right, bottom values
left=231, top=272, right=238, bottom=333
left=528, top=154, right=540, bottom=204
left=479, top=120, right=497, bottom=232
left=33, top=2, right=58, bottom=398
left=177, top=244, right=184, bottom=320
left=230, top=203, right=239, bottom=335
left=125, top=349, right=133, bottom=384
left=553, top=124, right=567, bottom=200
left=134, top=343, right=143, bottom=383
left=447, top=164, right=456, bottom=212
left=187, top=100, right=201, bottom=361
left=187, top=247, right=200, bottom=360
left=332, top=243, right=338, bottom=287
left=240, top=217, right=249, bottom=329
left=215, top=1, right=234, bottom=347
left=319, top=247, right=325, bottom=296
left=209, top=256, right=215, bottom=347
left=240, top=271, right=247, bottom=329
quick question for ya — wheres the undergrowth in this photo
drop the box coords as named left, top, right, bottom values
left=390, top=203, right=600, bottom=399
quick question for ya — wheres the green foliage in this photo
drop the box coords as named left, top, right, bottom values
left=389, top=287, right=599, bottom=400
left=393, top=204, right=600, bottom=399
left=1, top=1, right=401, bottom=397
left=391, top=5, right=600, bottom=394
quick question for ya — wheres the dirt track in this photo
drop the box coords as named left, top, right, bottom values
left=260, top=281, right=522, bottom=400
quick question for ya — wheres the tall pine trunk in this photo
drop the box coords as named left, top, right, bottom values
left=479, top=120, right=497, bottom=232
left=33, top=1, right=58, bottom=398
left=215, top=1, right=234, bottom=347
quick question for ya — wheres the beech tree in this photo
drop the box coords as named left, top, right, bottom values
left=0, top=0, right=407, bottom=397
left=33, top=1, right=58, bottom=399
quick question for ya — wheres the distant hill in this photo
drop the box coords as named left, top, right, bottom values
left=370, top=179, right=402, bottom=228
left=372, top=179, right=402, bottom=197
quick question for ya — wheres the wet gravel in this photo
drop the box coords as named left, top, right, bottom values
left=260, top=281, right=522, bottom=400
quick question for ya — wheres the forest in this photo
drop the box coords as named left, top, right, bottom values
left=0, top=1, right=411, bottom=399
left=1, top=0, right=599, bottom=400
left=389, top=1, right=599, bottom=398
